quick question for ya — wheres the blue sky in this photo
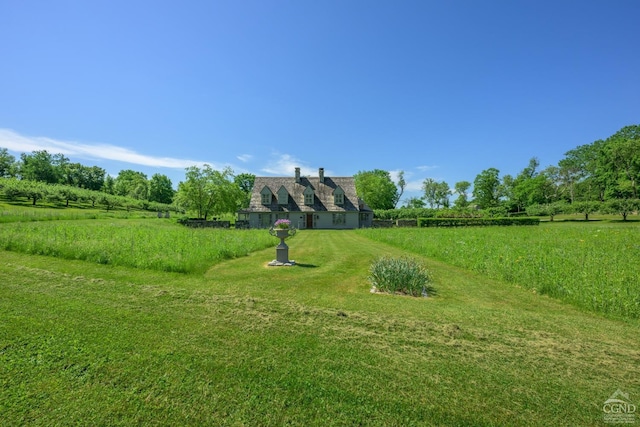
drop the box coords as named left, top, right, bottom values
left=1, top=0, right=639, bottom=203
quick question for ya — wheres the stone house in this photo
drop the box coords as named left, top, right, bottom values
left=238, top=167, right=373, bottom=229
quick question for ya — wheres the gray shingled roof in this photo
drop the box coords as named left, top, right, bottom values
left=243, top=175, right=369, bottom=213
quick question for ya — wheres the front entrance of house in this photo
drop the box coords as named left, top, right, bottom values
left=306, top=213, right=313, bottom=229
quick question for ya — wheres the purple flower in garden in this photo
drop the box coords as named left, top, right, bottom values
left=274, top=219, right=291, bottom=229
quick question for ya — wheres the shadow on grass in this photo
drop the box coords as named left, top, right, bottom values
left=543, top=219, right=604, bottom=223
left=548, top=218, right=640, bottom=223
left=295, top=263, right=318, bottom=268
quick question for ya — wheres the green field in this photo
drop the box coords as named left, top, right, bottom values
left=0, top=219, right=275, bottom=273
left=0, top=204, right=159, bottom=223
left=357, top=222, right=640, bottom=319
left=1, top=217, right=639, bottom=426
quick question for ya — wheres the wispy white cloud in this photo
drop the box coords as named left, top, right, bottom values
left=0, top=128, right=211, bottom=169
left=405, top=179, right=424, bottom=192
left=389, top=169, right=423, bottom=192
left=261, top=153, right=326, bottom=177
left=237, top=154, right=253, bottom=163
left=416, top=165, right=439, bottom=172
left=388, top=169, right=403, bottom=183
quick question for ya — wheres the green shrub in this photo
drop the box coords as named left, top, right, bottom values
left=482, top=206, right=508, bottom=217
left=526, top=202, right=569, bottom=221
left=434, top=208, right=482, bottom=218
left=373, top=208, right=437, bottom=220
left=369, top=256, right=434, bottom=297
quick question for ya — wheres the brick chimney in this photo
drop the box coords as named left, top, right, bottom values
left=319, top=167, right=325, bottom=183
left=295, top=167, right=301, bottom=183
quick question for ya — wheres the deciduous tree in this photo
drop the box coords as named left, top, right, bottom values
left=403, top=197, right=425, bottom=209
left=354, top=169, right=398, bottom=210
left=422, top=178, right=438, bottom=208
left=103, top=175, right=115, bottom=194
left=19, top=150, right=65, bottom=183
left=422, top=178, right=449, bottom=208
left=394, top=171, right=406, bottom=208
left=453, top=181, right=471, bottom=208
left=601, top=125, right=640, bottom=199
left=472, top=168, right=501, bottom=209
left=234, top=173, right=256, bottom=209
left=114, top=170, right=149, bottom=200
left=506, top=158, right=547, bottom=212
left=604, top=198, right=640, bottom=221
left=149, top=173, right=175, bottom=204
left=570, top=200, right=601, bottom=221
left=559, top=141, right=605, bottom=202
left=434, top=181, right=450, bottom=208
left=62, top=163, right=106, bottom=191
left=175, top=165, right=243, bottom=220
left=0, top=148, right=16, bottom=177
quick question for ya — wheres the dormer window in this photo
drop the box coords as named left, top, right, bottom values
left=277, top=186, right=289, bottom=205
left=303, top=186, right=315, bottom=205
left=333, top=186, right=345, bottom=205
left=260, top=186, right=273, bottom=205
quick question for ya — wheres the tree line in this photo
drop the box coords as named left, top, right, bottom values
left=354, top=124, right=640, bottom=220
left=0, top=148, right=256, bottom=219
left=0, top=148, right=176, bottom=204
left=0, top=178, right=177, bottom=213
left=2, top=123, right=637, bottom=220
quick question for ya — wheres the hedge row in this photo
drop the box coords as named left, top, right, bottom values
left=417, top=217, right=540, bottom=227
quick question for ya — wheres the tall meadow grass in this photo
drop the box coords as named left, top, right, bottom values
left=0, top=207, right=158, bottom=223
left=357, top=223, right=640, bottom=319
left=0, top=219, right=276, bottom=273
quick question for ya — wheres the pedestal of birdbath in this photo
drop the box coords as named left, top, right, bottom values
left=268, top=228, right=296, bottom=266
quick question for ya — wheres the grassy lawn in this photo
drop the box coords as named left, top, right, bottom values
left=1, top=228, right=639, bottom=425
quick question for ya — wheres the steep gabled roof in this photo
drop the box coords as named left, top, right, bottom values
left=244, top=175, right=364, bottom=213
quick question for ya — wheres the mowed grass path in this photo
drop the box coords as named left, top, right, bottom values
left=1, top=230, right=639, bottom=426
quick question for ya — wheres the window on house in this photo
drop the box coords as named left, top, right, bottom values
left=276, top=213, right=289, bottom=220
left=333, top=187, right=344, bottom=205
left=277, top=186, right=289, bottom=205
left=304, top=187, right=314, bottom=205
left=259, top=214, right=272, bottom=227
left=332, top=213, right=346, bottom=225
left=261, top=193, right=271, bottom=204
